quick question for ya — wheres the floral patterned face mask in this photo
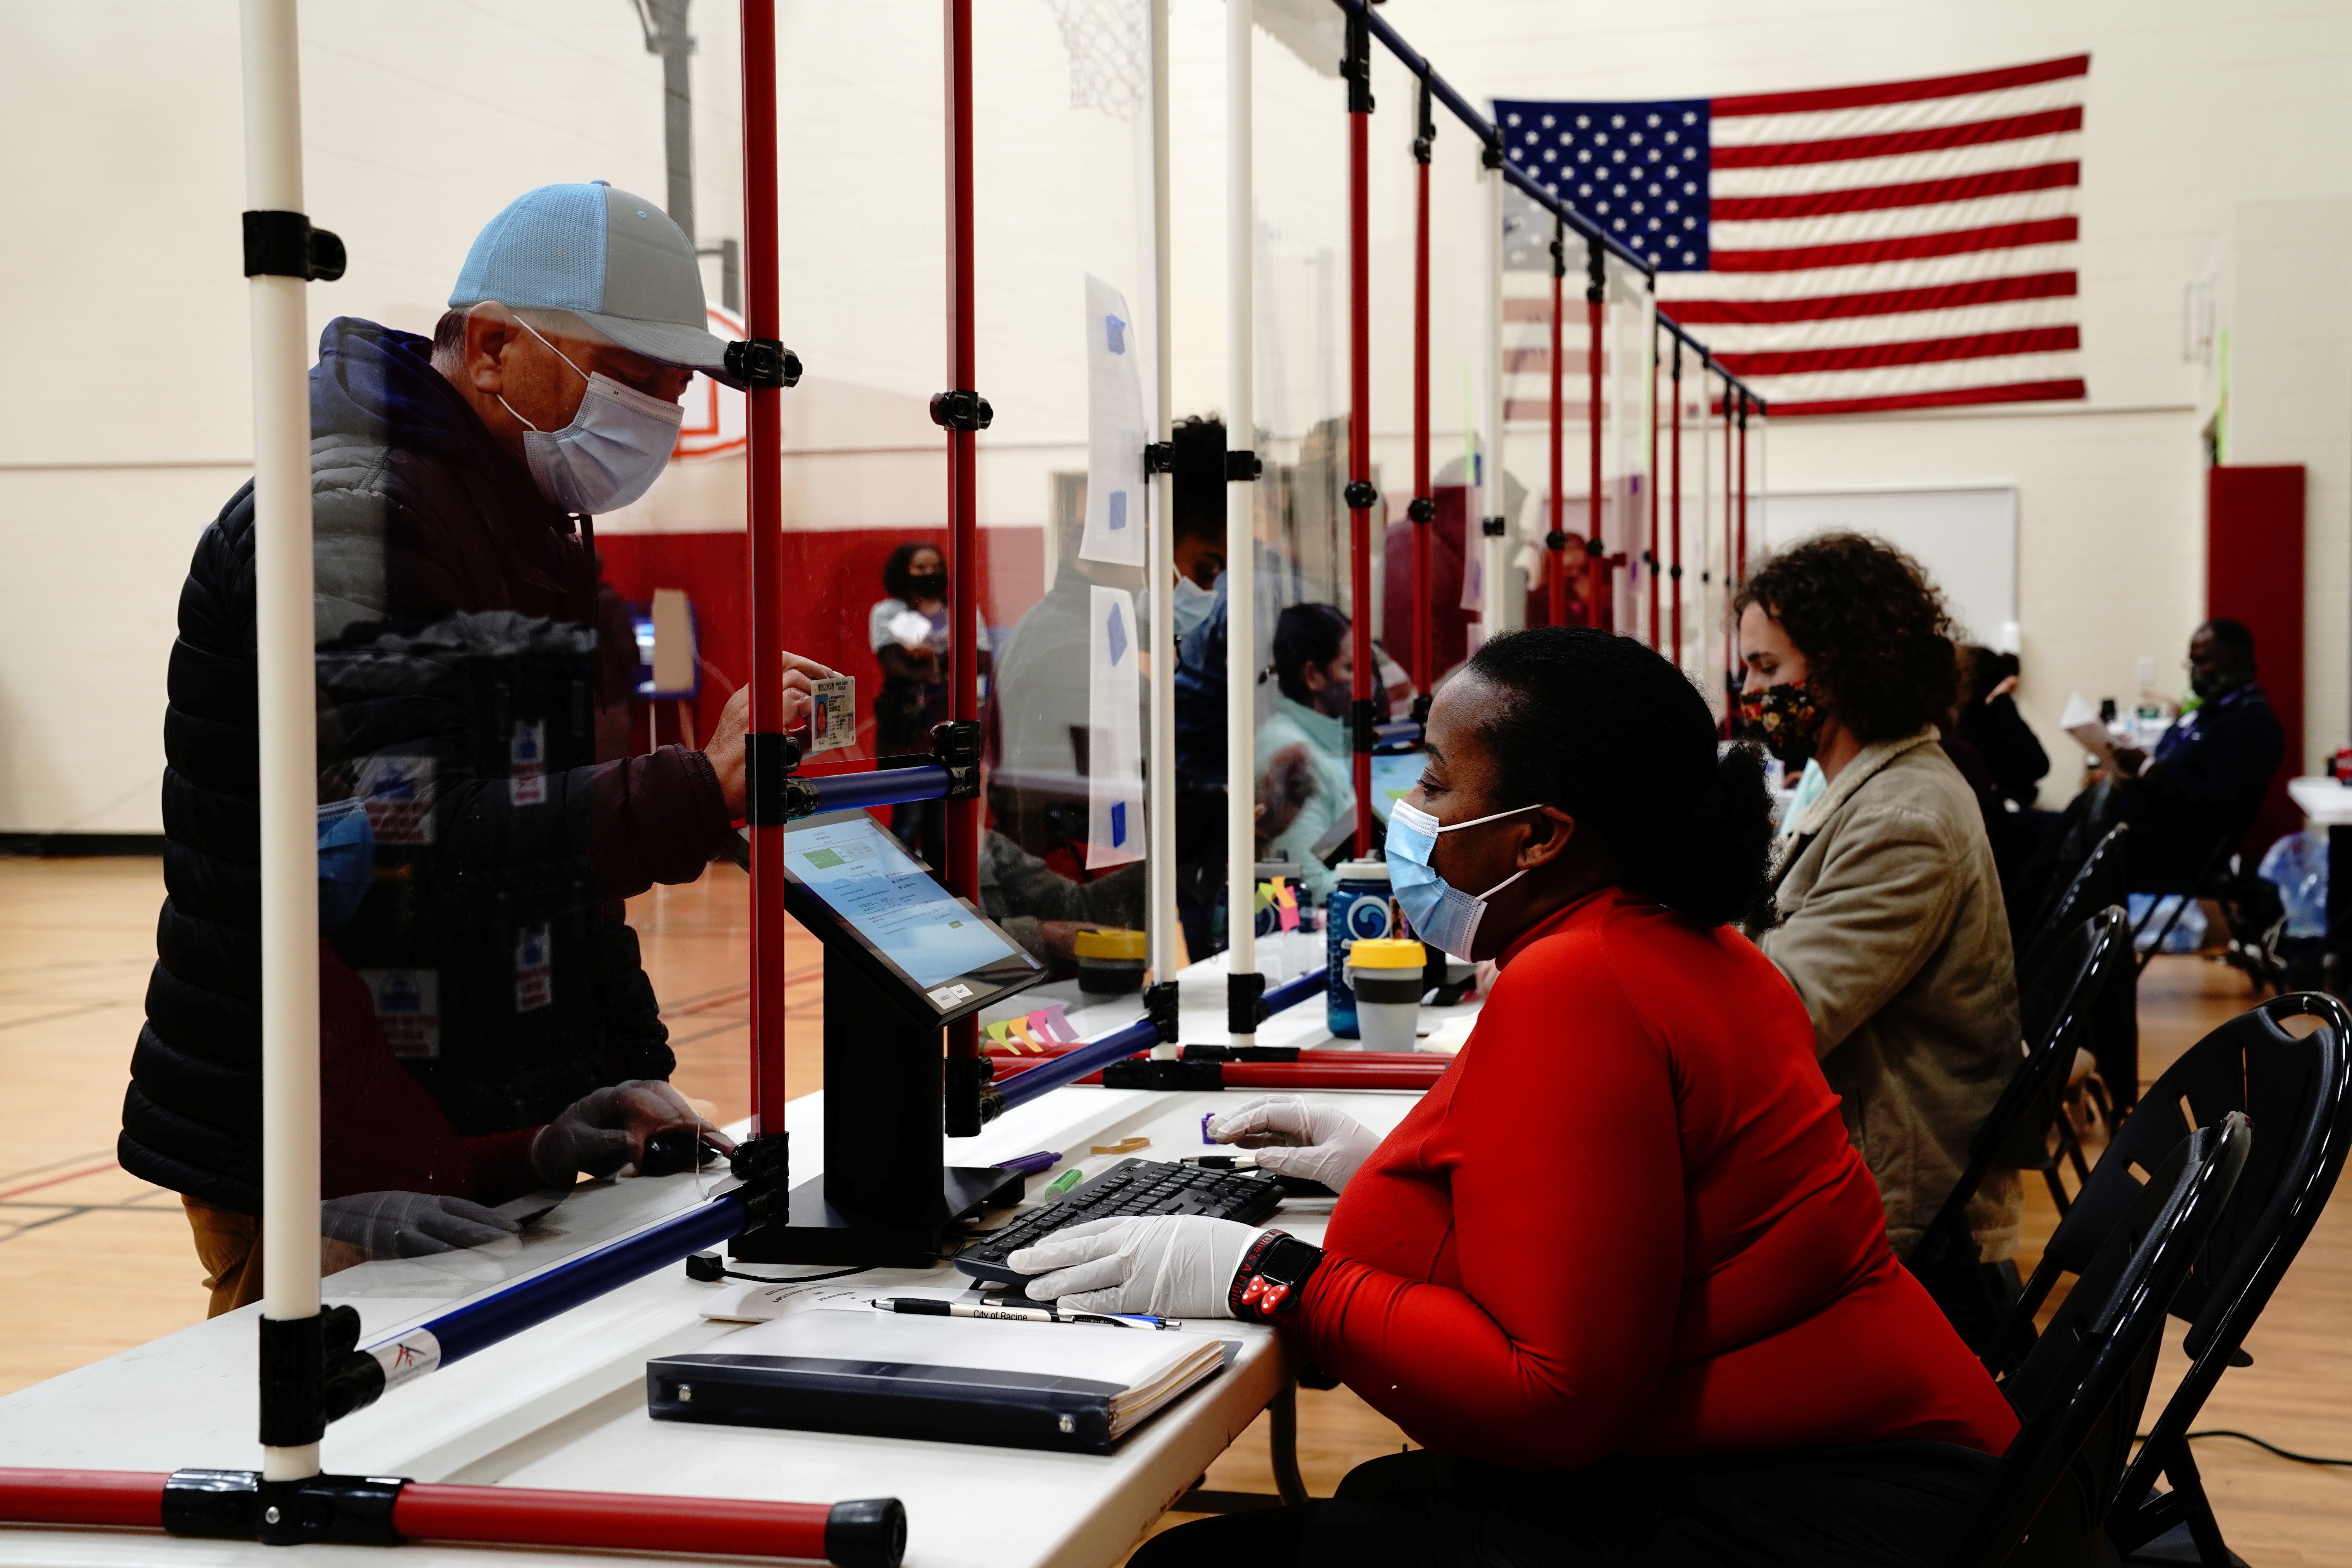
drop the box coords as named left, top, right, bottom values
left=1739, top=679, right=1824, bottom=766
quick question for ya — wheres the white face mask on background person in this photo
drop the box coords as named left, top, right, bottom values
left=496, top=316, right=683, bottom=514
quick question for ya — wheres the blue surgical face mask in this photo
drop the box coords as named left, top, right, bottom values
left=497, top=316, right=684, bottom=514
left=1384, top=797, right=1543, bottom=960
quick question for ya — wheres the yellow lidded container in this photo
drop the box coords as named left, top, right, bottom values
left=1345, top=936, right=1427, bottom=970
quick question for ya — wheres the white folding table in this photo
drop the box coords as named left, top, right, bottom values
left=0, top=934, right=1474, bottom=1568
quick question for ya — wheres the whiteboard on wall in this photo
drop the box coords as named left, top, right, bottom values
left=1756, top=486, right=2019, bottom=650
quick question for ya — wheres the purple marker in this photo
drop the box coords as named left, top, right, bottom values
left=998, top=1150, right=1063, bottom=1174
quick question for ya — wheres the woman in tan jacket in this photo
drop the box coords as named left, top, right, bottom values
left=1735, top=533, right=2022, bottom=1266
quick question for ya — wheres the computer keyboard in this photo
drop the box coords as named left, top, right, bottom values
left=955, top=1158, right=1290, bottom=1286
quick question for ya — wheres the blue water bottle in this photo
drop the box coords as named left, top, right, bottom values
left=1325, top=858, right=1396, bottom=1040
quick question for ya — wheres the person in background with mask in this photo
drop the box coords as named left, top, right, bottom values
left=2107, top=618, right=2285, bottom=887
left=1733, top=533, right=2022, bottom=1282
left=1957, top=646, right=2049, bottom=813
left=1010, top=630, right=2018, bottom=1568
left=125, top=181, right=828, bottom=1306
left=870, top=541, right=991, bottom=867
left=1254, top=604, right=1360, bottom=897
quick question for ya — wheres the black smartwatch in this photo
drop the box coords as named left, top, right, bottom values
left=1229, top=1229, right=1324, bottom=1319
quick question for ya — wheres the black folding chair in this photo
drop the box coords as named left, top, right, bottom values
left=2008, top=782, right=2126, bottom=951
left=2018, top=827, right=2137, bottom=1124
left=1983, top=993, right=2352, bottom=1566
left=1908, top=907, right=2132, bottom=1357
left=1946, top=1114, right=2251, bottom=1568
left=2017, top=826, right=2129, bottom=990
left=2130, top=821, right=2252, bottom=974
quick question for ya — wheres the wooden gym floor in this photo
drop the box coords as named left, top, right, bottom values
left=2, top=857, right=2346, bottom=1563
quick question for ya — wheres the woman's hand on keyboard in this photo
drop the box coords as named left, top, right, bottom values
left=1206, top=1095, right=1380, bottom=1191
left=1007, top=1215, right=1262, bottom=1318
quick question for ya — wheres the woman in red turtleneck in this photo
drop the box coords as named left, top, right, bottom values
left=1012, top=627, right=2016, bottom=1567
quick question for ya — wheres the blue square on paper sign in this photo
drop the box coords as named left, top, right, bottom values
left=1105, top=602, right=1128, bottom=666
left=1108, top=490, right=1127, bottom=530
left=1111, top=801, right=1127, bottom=846
left=1105, top=314, right=1127, bottom=354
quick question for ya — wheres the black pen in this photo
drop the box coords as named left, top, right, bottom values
left=871, top=1296, right=1170, bottom=1329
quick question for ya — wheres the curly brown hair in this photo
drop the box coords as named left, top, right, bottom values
left=1733, top=532, right=1957, bottom=744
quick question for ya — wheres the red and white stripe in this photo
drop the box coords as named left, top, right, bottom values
left=1673, top=54, right=2089, bottom=415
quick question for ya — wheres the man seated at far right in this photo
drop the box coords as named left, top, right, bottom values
left=2108, top=617, right=2285, bottom=886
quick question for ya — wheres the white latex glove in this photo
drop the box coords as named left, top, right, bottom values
left=1206, top=1095, right=1381, bottom=1192
left=1007, top=1215, right=1263, bottom=1319
left=319, top=1191, right=521, bottom=1258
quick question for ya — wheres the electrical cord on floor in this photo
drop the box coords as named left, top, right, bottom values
left=2143, top=1429, right=2352, bottom=1468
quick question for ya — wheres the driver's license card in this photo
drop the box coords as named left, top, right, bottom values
left=808, top=675, right=855, bottom=753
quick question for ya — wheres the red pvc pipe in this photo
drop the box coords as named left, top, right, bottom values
left=0, top=1470, right=166, bottom=1530
left=396, top=1484, right=830, bottom=1561
left=987, top=1041, right=1441, bottom=1069
left=942, top=0, right=983, bottom=1081
left=1668, top=345, right=1683, bottom=660
left=1348, top=94, right=1374, bottom=853
left=1586, top=292, right=1603, bottom=632
left=1722, top=377, right=1735, bottom=592
left=1546, top=257, right=1565, bottom=628
left=1735, top=391, right=1749, bottom=584
left=0, top=1472, right=843, bottom=1563
left=1411, top=148, right=1432, bottom=696
left=1223, top=1060, right=1446, bottom=1091
left=1646, top=328, right=1660, bottom=650
left=1722, top=374, right=1737, bottom=720
left=740, top=0, right=789, bottom=1137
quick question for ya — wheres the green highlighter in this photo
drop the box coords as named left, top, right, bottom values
left=1041, top=1166, right=1085, bottom=1200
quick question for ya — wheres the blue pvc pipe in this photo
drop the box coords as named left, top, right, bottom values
left=993, top=967, right=1330, bottom=1110
left=808, top=764, right=953, bottom=815
left=382, top=1191, right=749, bottom=1370
left=996, top=1019, right=1158, bottom=1111
left=1265, top=967, right=1328, bottom=1015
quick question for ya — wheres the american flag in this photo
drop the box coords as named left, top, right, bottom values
left=1495, top=54, right=2089, bottom=417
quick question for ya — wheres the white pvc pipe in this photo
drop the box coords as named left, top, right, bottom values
left=1481, top=151, right=1505, bottom=642
left=241, top=0, right=322, bottom=1483
left=1146, top=0, right=1178, bottom=991
left=1225, top=0, right=1257, bottom=1041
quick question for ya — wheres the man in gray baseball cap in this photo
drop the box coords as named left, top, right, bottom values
left=128, top=183, right=829, bottom=1308
left=433, top=179, right=747, bottom=516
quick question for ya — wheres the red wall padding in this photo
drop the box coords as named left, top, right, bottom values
left=2207, top=463, right=2304, bottom=857
left=596, top=527, right=1043, bottom=763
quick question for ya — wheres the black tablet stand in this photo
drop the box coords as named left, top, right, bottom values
left=730, top=892, right=1031, bottom=1267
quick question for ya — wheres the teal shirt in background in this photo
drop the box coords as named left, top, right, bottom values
left=1254, top=695, right=1357, bottom=897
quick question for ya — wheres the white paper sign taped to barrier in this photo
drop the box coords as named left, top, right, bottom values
left=1086, top=585, right=1144, bottom=871
left=1080, top=274, right=1147, bottom=569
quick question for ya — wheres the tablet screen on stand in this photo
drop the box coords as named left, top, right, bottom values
left=783, top=809, right=1045, bottom=1022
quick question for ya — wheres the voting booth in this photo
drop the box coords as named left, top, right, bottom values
left=0, top=3, right=1762, bottom=1563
